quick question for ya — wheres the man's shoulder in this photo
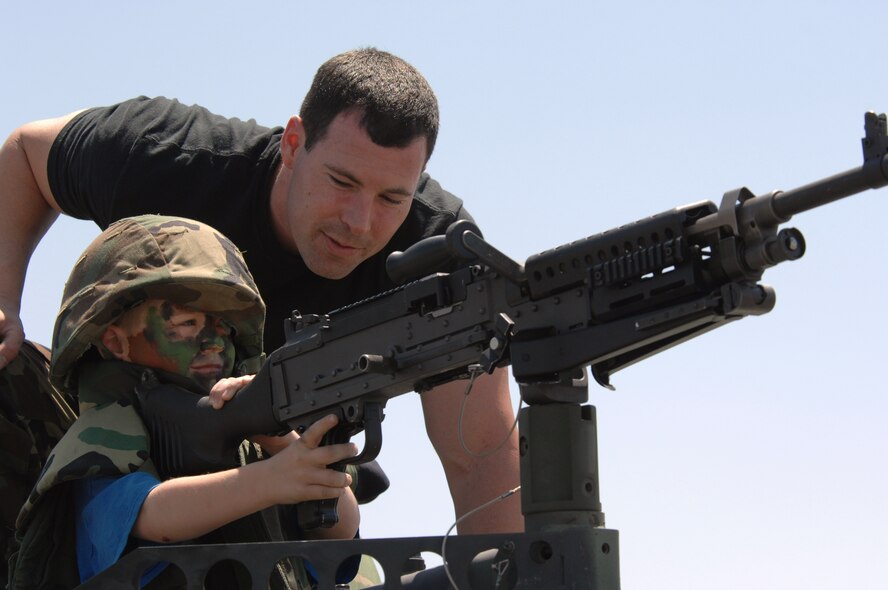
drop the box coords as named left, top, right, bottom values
left=50, top=96, right=282, bottom=229
left=61, top=96, right=281, bottom=153
left=414, top=173, right=465, bottom=215
left=404, top=173, right=475, bottom=239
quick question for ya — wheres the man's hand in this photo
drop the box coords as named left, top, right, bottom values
left=0, top=306, right=24, bottom=371
left=0, top=113, right=88, bottom=372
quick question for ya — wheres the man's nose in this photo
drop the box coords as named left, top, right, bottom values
left=340, top=192, right=373, bottom=235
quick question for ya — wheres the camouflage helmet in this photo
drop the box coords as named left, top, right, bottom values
left=50, top=215, right=265, bottom=392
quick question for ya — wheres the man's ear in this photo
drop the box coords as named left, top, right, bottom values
left=101, top=325, right=131, bottom=361
left=280, top=115, right=306, bottom=169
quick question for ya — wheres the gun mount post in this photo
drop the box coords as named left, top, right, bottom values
left=514, top=369, right=621, bottom=588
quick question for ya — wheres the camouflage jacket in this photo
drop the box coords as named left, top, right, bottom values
left=9, top=360, right=310, bottom=590
left=1, top=341, right=77, bottom=587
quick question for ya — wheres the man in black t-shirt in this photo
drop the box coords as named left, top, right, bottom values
left=0, top=48, right=521, bottom=535
left=44, top=94, right=477, bottom=354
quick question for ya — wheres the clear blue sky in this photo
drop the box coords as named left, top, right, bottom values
left=2, top=2, right=886, bottom=588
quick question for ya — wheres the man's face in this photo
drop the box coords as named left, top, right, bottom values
left=280, top=109, right=427, bottom=279
left=116, top=300, right=236, bottom=392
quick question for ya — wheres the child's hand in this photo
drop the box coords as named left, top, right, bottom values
left=250, top=431, right=298, bottom=456
left=209, top=374, right=254, bottom=409
left=133, top=413, right=361, bottom=543
left=262, top=414, right=359, bottom=505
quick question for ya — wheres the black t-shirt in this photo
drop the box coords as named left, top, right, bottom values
left=48, top=96, right=475, bottom=352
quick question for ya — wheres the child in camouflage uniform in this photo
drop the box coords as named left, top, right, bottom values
left=8, top=215, right=359, bottom=589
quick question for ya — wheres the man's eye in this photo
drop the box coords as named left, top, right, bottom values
left=173, top=319, right=198, bottom=328
left=329, top=175, right=351, bottom=188
left=380, top=194, right=405, bottom=206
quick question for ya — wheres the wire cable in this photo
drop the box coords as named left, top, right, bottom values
left=440, top=485, right=522, bottom=590
left=456, top=365, right=522, bottom=458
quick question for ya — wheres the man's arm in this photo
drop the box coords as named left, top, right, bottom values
left=421, top=367, right=523, bottom=534
left=0, top=112, right=81, bottom=368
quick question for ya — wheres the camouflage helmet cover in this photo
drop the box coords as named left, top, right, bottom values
left=50, top=215, right=265, bottom=392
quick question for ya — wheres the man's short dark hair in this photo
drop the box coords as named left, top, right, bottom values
left=300, top=47, right=439, bottom=162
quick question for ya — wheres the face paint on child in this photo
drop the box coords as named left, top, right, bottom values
left=124, top=301, right=236, bottom=392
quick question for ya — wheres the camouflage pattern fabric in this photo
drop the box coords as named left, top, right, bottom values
left=7, top=214, right=270, bottom=588
left=6, top=358, right=150, bottom=590
left=15, top=361, right=155, bottom=532
left=51, top=215, right=266, bottom=394
left=0, top=341, right=77, bottom=583
left=10, top=360, right=311, bottom=590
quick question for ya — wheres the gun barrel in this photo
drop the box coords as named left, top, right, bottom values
left=773, top=111, right=888, bottom=218
left=772, top=154, right=888, bottom=219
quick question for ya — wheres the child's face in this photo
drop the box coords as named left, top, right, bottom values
left=113, top=300, right=236, bottom=391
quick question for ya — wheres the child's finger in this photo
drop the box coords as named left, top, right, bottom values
left=209, top=375, right=254, bottom=409
left=312, top=442, right=359, bottom=466
left=251, top=431, right=298, bottom=455
left=309, top=466, right=353, bottom=489
left=300, top=484, right=350, bottom=500
left=298, top=414, right=340, bottom=448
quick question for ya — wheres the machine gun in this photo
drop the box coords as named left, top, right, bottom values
left=122, top=112, right=888, bottom=590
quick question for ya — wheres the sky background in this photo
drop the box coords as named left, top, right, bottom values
left=2, top=2, right=886, bottom=588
